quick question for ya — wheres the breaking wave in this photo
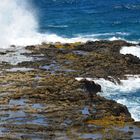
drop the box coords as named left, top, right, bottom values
left=76, top=76, right=140, bottom=121
left=95, top=76, right=140, bottom=121
left=120, top=46, right=140, bottom=58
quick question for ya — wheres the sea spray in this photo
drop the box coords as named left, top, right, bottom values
left=0, top=0, right=38, bottom=48
left=0, top=0, right=96, bottom=48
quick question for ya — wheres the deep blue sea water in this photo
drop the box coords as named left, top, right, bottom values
left=31, top=0, right=140, bottom=42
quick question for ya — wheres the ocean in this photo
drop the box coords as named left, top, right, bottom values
left=32, top=0, right=140, bottom=41
left=0, top=0, right=140, bottom=121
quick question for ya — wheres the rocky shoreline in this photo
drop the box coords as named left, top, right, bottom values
left=0, top=40, right=140, bottom=139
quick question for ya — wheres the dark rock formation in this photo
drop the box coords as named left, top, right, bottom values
left=0, top=40, right=139, bottom=139
left=79, top=79, right=102, bottom=103
left=22, top=40, right=140, bottom=81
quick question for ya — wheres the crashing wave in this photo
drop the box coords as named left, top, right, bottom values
left=120, top=46, right=140, bottom=58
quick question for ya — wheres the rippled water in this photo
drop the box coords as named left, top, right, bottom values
left=32, top=0, right=140, bottom=42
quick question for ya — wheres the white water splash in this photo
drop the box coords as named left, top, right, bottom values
left=96, top=76, right=140, bottom=121
left=0, top=0, right=38, bottom=48
left=0, top=0, right=98, bottom=48
left=120, top=46, right=140, bottom=58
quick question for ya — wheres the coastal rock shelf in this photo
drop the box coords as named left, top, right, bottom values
left=0, top=40, right=140, bottom=139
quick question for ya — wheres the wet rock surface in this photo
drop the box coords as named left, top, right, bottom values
left=0, top=40, right=140, bottom=139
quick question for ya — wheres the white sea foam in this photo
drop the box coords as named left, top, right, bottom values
left=76, top=76, right=140, bottom=95
left=0, top=48, right=33, bottom=65
left=95, top=76, right=140, bottom=95
left=116, top=32, right=130, bottom=36
left=76, top=32, right=129, bottom=38
left=10, top=33, right=98, bottom=47
left=108, top=36, right=123, bottom=41
left=109, top=37, right=139, bottom=44
left=120, top=46, right=140, bottom=58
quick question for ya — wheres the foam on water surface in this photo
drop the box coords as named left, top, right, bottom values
left=96, top=76, right=140, bottom=121
left=120, top=46, right=140, bottom=58
left=0, top=47, right=33, bottom=65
